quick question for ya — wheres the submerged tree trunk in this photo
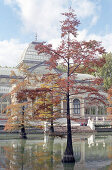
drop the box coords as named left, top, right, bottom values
left=63, top=163, right=75, bottom=170
left=20, top=124, right=27, bottom=139
left=62, top=56, right=75, bottom=163
left=49, top=95, right=54, bottom=134
left=20, top=105, right=27, bottom=139
left=49, top=118, right=54, bottom=133
left=49, top=105, right=54, bottom=134
left=62, top=92, right=75, bottom=163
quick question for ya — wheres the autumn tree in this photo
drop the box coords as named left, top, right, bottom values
left=20, top=73, right=61, bottom=134
left=4, top=64, right=39, bottom=139
left=5, top=82, right=52, bottom=138
left=5, top=63, right=61, bottom=138
left=30, top=87, right=60, bottom=132
left=39, top=74, right=61, bottom=133
left=35, top=8, right=106, bottom=163
left=4, top=81, right=31, bottom=139
left=19, top=65, right=61, bottom=134
left=0, top=140, right=32, bottom=170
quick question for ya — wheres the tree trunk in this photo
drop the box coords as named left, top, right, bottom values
left=20, top=105, right=27, bottom=139
left=62, top=55, right=75, bottom=163
left=49, top=118, right=54, bottom=133
left=63, top=163, right=75, bottom=170
left=20, top=124, right=27, bottom=139
left=49, top=101, right=54, bottom=134
left=62, top=93, right=75, bottom=163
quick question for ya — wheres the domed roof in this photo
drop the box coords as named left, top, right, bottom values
left=75, top=73, right=95, bottom=80
left=63, top=72, right=95, bottom=80
left=0, top=67, right=22, bottom=77
left=19, top=41, right=50, bottom=65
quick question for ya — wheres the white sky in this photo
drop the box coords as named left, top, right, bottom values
left=0, top=0, right=112, bottom=67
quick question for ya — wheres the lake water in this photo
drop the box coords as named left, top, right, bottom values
left=0, top=133, right=112, bottom=170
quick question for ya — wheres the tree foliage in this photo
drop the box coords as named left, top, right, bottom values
left=5, top=65, right=61, bottom=135
left=107, top=87, right=112, bottom=115
left=35, top=8, right=106, bottom=163
left=96, top=53, right=112, bottom=90
left=4, top=65, right=41, bottom=134
left=4, top=7, right=107, bottom=161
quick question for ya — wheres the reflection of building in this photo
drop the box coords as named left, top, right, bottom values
left=0, top=134, right=112, bottom=169
left=0, top=41, right=107, bottom=127
left=60, top=135, right=112, bottom=169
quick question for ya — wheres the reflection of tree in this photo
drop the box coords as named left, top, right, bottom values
left=47, top=136, right=54, bottom=168
left=0, top=140, right=30, bottom=170
left=19, top=140, right=27, bottom=170
left=1, top=145, right=20, bottom=170
left=0, top=136, right=63, bottom=170
left=0, top=146, right=15, bottom=170
left=33, top=136, right=61, bottom=170
left=107, top=146, right=112, bottom=170
left=47, top=136, right=62, bottom=169
left=63, top=163, right=75, bottom=170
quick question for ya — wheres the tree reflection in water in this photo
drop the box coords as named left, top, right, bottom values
left=1, top=134, right=112, bottom=169
left=1, top=140, right=28, bottom=170
left=0, top=136, right=61, bottom=170
left=63, top=163, right=75, bottom=170
left=33, top=136, right=61, bottom=170
left=107, top=146, right=112, bottom=170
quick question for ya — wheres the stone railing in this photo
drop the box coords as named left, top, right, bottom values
left=88, top=117, right=112, bottom=130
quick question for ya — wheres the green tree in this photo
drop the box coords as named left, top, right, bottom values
left=107, top=87, right=112, bottom=115
left=97, top=53, right=112, bottom=90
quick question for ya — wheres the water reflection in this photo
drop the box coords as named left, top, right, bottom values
left=0, top=140, right=28, bottom=170
left=73, top=134, right=112, bottom=169
left=0, top=136, right=61, bottom=170
left=0, top=134, right=112, bottom=169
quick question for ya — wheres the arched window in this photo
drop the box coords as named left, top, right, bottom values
left=73, top=99, right=80, bottom=114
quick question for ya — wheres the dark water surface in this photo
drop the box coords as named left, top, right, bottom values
left=0, top=133, right=112, bottom=170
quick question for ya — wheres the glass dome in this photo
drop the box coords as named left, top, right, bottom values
left=19, top=41, right=50, bottom=64
left=0, top=67, right=22, bottom=77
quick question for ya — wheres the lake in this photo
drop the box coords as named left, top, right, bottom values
left=0, top=133, right=112, bottom=170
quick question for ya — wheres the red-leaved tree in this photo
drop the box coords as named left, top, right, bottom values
left=35, top=8, right=106, bottom=163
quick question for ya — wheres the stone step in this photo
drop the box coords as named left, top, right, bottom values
left=53, top=125, right=94, bottom=133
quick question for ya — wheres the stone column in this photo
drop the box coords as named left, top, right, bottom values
left=0, top=102, right=2, bottom=114
left=80, top=98, right=85, bottom=117
left=44, top=121, right=47, bottom=132
left=61, top=99, right=67, bottom=117
left=96, top=116, right=98, bottom=121
left=61, top=99, right=64, bottom=114
left=95, top=107, right=98, bottom=121
left=70, top=98, right=73, bottom=116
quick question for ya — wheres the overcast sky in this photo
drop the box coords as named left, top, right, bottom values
left=0, top=0, right=112, bottom=67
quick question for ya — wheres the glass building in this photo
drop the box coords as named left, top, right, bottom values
left=0, top=41, right=58, bottom=127
left=0, top=41, right=107, bottom=127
